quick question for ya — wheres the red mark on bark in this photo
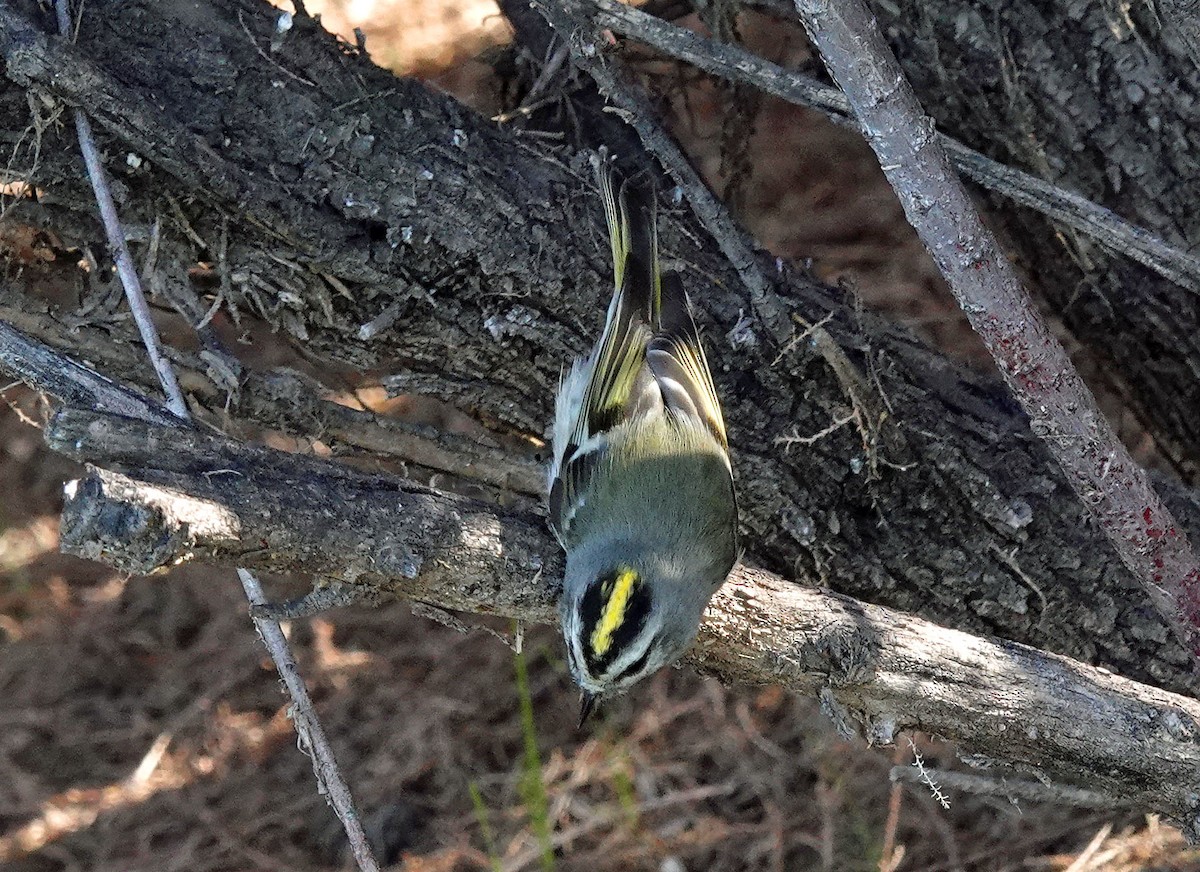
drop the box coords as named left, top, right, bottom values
left=1183, top=568, right=1200, bottom=593
left=1017, top=368, right=1044, bottom=389
left=1177, top=570, right=1200, bottom=628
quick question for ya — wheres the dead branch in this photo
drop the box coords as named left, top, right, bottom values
left=888, top=767, right=1129, bottom=811
left=0, top=321, right=179, bottom=425
left=569, top=0, right=1200, bottom=297
left=39, top=405, right=1200, bottom=837
left=49, top=408, right=555, bottom=614
left=0, top=309, right=543, bottom=497
left=791, top=0, right=1200, bottom=667
left=233, top=564, right=381, bottom=872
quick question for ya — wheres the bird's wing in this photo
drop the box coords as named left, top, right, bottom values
left=549, top=166, right=731, bottom=538
left=549, top=168, right=660, bottom=541
left=573, top=168, right=660, bottom=445
left=646, top=272, right=729, bottom=457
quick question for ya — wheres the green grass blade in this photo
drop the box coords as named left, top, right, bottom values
left=468, top=781, right=504, bottom=872
left=514, top=643, right=555, bottom=872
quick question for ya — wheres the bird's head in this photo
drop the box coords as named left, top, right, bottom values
left=560, top=548, right=705, bottom=725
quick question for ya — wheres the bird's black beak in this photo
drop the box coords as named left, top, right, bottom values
left=578, top=691, right=598, bottom=728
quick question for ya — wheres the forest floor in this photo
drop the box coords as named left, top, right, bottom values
left=0, top=0, right=1192, bottom=869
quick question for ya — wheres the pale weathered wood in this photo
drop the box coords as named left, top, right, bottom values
left=43, top=406, right=1200, bottom=835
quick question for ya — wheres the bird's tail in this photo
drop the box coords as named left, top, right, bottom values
left=597, top=165, right=660, bottom=327
left=596, top=159, right=728, bottom=452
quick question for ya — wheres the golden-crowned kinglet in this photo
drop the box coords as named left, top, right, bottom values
left=549, top=161, right=738, bottom=725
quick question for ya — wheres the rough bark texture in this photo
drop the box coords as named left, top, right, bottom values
left=2, top=0, right=1200, bottom=696
left=42, top=407, right=1200, bottom=834
left=866, top=0, right=1200, bottom=481
left=582, top=0, right=1200, bottom=298
left=51, top=409, right=559, bottom=617
left=794, top=0, right=1200, bottom=665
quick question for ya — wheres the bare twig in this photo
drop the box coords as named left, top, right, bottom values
left=774, top=411, right=854, bottom=450
left=791, top=0, right=1200, bottom=669
left=889, top=766, right=1133, bottom=811
left=237, top=568, right=381, bottom=872
left=52, top=1, right=188, bottom=420
left=51, top=2, right=379, bottom=867
left=236, top=8, right=316, bottom=87
left=577, top=0, right=1200, bottom=296
left=531, top=0, right=794, bottom=348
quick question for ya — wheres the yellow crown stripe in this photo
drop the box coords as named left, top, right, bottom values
left=590, top=568, right=638, bottom=656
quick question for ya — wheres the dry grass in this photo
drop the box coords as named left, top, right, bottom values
left=1, top=1, right=1197, bottom=869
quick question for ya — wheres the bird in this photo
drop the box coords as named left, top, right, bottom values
left=548, top=160, right=739, bottom=726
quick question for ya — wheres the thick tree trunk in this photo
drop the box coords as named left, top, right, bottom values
left=2, top=0, right=1199, bottom=696
left=866, top=0, right=1200, bottom=480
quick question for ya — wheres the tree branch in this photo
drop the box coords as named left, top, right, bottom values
left=888, top=766, right=1129, bottom=811
left=791, top=0, right=1200, bottom=669
left=0, top=321, right=179, bottom=426
left=49, top=408, right=554, bottom=607
left=569, top=0, right=1200, bottom=297
left=0, top=305, right=543, bottom=497
left=39, top=405, right=1200, bottom=838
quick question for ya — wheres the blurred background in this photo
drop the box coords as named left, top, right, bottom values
left=0, top=0, right=1188, bottom=869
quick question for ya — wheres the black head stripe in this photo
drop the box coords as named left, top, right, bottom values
left=580, top=569, right=653, bottom=675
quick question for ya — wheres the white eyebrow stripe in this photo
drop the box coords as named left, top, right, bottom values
left=601, top=626, right=658, bottom=686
